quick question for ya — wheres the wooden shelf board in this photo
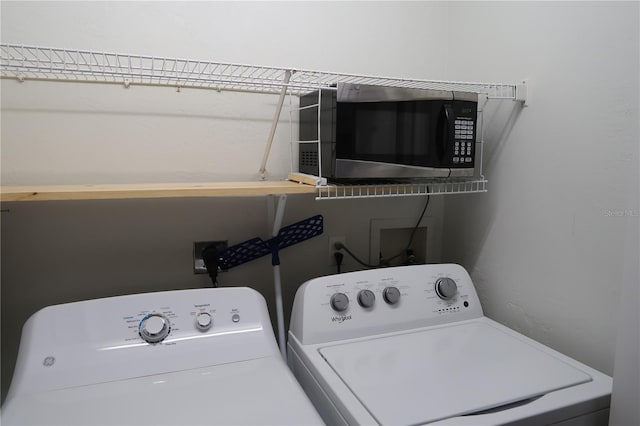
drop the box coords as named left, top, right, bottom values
left=1, top=181, right=317, bottom=202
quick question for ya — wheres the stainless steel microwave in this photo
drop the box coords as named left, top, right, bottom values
left=298, top=83, right=478, bottom=181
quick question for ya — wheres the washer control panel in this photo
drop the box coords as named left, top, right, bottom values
left=289, top=264, right=484, bottom=345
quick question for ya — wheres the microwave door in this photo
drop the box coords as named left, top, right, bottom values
left=335, top=99, right=451, bottom=179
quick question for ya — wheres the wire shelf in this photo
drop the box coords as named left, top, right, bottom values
left=315, top=179, right=488, bottom=200
left=1, top=44, right=513, bottom=201
left=1, top=44, right=518, bottom=98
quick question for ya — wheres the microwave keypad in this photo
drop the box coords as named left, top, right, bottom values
left=454, top=119, right=474, bottom=164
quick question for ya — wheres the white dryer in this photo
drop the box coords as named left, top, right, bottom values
left=287, top=264, right=611, bottom=425
left=3, top=287, right=323, bottom=425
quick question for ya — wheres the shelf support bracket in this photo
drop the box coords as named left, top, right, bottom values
left=259, top=70, right=292, bottom=180
left=516, top=80, right=528, bottom=107
left=266, top=193, right=288, bottom=360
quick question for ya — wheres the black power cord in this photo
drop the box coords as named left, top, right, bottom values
left=334, top=252, right=344, bottom=273
left=335, top=193, right=431, bottom=269
left=201, top=244, right=220, bottom=287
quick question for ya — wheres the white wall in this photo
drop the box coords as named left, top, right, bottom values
left=0, top=1, right=449, bottom=402
left=0, top=1, right=451, bottom=185
left=444, top=2, right=639, bottom=379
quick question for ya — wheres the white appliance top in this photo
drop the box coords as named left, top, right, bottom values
left=319, top=320, right=591, bottom=425
left=4, top=287, right=323, bottom=425
left=288, top=264, right=612, bottom=425
left=3, top=356, right=320, bottom=425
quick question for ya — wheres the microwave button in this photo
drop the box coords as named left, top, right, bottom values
left=453, top=157, right=460, bottom=163
left=454, top=150, right=459, bottom=155
left=454, top=142, right=460, bottom=148
left=465, top=157, right=472, bottom=163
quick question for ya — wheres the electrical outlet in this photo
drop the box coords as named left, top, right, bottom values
left=329, top=236, right=346, bottom=265
left=193, top=240, right=228, bottom=274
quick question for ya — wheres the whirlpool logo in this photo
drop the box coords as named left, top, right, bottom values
left=331, top=314, right=352, bottom=323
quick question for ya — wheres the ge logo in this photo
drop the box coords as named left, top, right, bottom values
left=42, top=356, right=55, bottom=367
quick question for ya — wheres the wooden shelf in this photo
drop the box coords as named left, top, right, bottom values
left=0, top=181, right=316, bottom=202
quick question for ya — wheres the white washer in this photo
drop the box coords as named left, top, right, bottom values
left=287, top=264, right=612, bottom=425
left=3, top=287, right=323, bottom=425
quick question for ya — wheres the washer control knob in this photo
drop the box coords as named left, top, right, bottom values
left=195, top=312, right=213, bottom=331
left=357, top=289, right=376, bottom=308
left=435, top=277, right=458, bottom=300
left=383, top=286, right=401, bottom=305
left=139, top=313, right=171, bottom=343
left=330, top=293, right=349, bottom=312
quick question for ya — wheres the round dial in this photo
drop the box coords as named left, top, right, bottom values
left=357, top=289, right=376, bottom=308
left=139, top=313, right=171, bottom=343
left=435, top=277, right=458, bottom=300
left=330, top=292, right=349, bottom=312
left=195, top=312, right=213, bottom=331
left=383, top=286, right=401, bottom=305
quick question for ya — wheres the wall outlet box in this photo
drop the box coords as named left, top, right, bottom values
left=370, top=217, right=442, bottom=266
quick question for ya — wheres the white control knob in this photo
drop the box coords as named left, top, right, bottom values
left=435, top=277, right=458, bottom=300
left=357, top=289, right=376, bottom=308
left=330, top=293, right=349, bottom=312
left=383, top=286, right=401, bottom=305
left=139, top=313, right=171, bottom=343
left=195, top=312, right=213, bottom=331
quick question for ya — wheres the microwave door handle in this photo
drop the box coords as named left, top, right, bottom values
left=437, top=104, right=454, bottom=161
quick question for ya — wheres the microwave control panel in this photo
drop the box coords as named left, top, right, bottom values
left=453, top=117, right=475, bottom=166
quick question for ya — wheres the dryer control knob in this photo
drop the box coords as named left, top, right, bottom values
left=330, top=293, right=349, bottom=312
left=357, top=289, right=376, bottom=308
left=435, top=278, right=458, bottom=300
left=139, top=313, right=171, bottom=343
left=383, top=287, right=401, bottom=305
left=195, top=312, right=213, bottom=331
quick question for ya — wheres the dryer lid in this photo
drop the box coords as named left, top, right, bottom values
left=2, top=357, right=323, bottom=425
left=319, top=321, right=592, bottom=425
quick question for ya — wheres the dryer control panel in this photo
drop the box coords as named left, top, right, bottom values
left=8, top=287, right=279, bottom=398
left=289, top=264, right=483, bottom=345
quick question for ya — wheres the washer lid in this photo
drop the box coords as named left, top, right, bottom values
left=319, top=321, right=592, bottom=425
